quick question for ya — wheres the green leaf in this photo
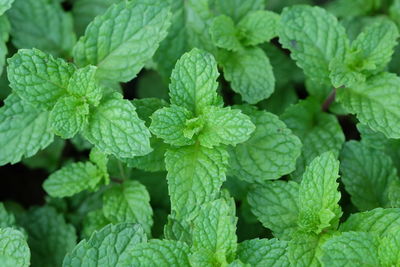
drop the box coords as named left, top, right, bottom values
left=83, top=95, right=152, bottom=158
left=44, top=161, right=102, bottom=198
left=0, top=15, right=10, bottom=77
left=192, top=198, right=237, bottom=262
left=287, top=234, right=324, bottom=267
left=7, top=48, right=75, bottom=110
left=89, top=147, right=109, bottom=181
left=0, top=0, right=14, bottom=16
left=198, top=106, right=255, bottom=148
left=50, top=96, right=89, bottom=138
left=211, top=0, right=264, bottom=22
left=63, top=223, right=146, bottom=267
left=248, top=181, right=299, bottom=239
left=320, top=232, right=380, bottom=267
left=0, top=203, right=15, bottom=228
left=378, top=230, right=400, bottom=267
left=8, top=0, right=76, bottom=57
left=219, top=47, right=275, bottom=104
left=82, top=209, right=110, bottom=239
left=229, top=107, right=302, bottom=182
left=340, top=141, right=399, bottom=210
left=169, top=48, right=221, bottom=115
left=279, top=5, right=348, bottom=85
left=67, top=65, right=102, bottom=106
left=103, top=180, right=153, bottom=235
left=281, top=98, right=345, bottom=180
left=210, top=15, right=242, bottom=51
left=337, top=73, right=400, bottom=139
left=297, top=152, right=342, bottom=234
left=0, top=94, right=54, bottom=166
left=238, top=238, right=289, bottom=266
left=357, top=123, right=388, bottom=150
left=0, top=228, right=30, bottom=267
left=73, top=0, right=171, bottom=82
left=119, top=239, right=191, bottom=266
left=237, top=10, right=280, bottom=46
left=340, top=208, right=400, bottom=236
left=165, top=145, right=228, bottom=218
left=149, top=105, right=194, bottom=146
left=19, top=206, right=76, bottom=267
left=132, top=98, right=168, bottom=127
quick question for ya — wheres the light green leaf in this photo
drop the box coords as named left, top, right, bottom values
left=229, top=107, right=302, bottom=182
left=149, top=105, right=194, bottom=146
left=288, top=234, right=324, bottom=267
left=0, top=15, right=10, bottom=77
left=340, top=208, right=400, bottom=236
left=211, top=0, right=264, bottom=22
left=0, top=94, right=54, bottom=166
left=8, top=0, right=76, bottom=57
left=0, top=0, right=14, bottom=16
left=89, top=147, right=109, bottom=181
left=73, top=0, right=171, bottom=82
left=321, top=232, right=380, bottom=267
left=237, top=238, right=289, bottom=267
left=19, top=206, right=76, bottom=267
left=279, top=5, right=348, bottom=85
left=82, top=209, right=110, bottom=239
left=83, top=95, right=152, bottom=158
left=378, top=230, right=400, bottom=267
left=169, top=48, right=221, bottom=115
left=248, top=181, right=299, bottom=239
left=390, top=0, right=400, bottom=27
left=190, top=248, right=227, bottom=267
left=103, top=180, right=153, bottom=235
left=210, top=15, right=242, bottom=51
left=67, top=65, right=102, bottom=106
left=337, top=72, right=400, bottom=139
left=0, top=228, right=30, bottom=267
left=63, top=223, right=146, bottom=267
left=165, top=145, right=228, bottom=218
left=0, top=203, right=15, bottom=228
left=50, top=96, right=89, bottom=138
left=219, top=47, right=275, bottom=104
left=340, top=141, right=398, bottom=210
left=7, top=48, right=75, bottom=110
left=44, top=161, right=102, bottom=198
left=281, top=98, right=345, bottom=180
left=357, top=123, right=388, bottom=150
left=237, top=10, right=280, bottom=46
left=198, top=106, right=255, bottom=148
left=192, top=198, right=237, bottom=262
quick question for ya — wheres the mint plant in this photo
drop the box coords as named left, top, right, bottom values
left=1, top=0, right=400, bottom=266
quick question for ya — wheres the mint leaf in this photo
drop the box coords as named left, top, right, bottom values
left=0, top=203, right=15, bottom=228
left=229, top=107, right=302, bottom=182
left=169, top=48, right=221, bottom=115
left=50, top=96, right=89, bottom=138
left=103, top=180, right=153, bottom=235
left=83, top=95, right=152, bottom=158
left=237, top=10, right=280, bottom=46
left=0, top=0, right=14, bottom=16
left=8, top=0, right=76, bottom=57
left=321, top=232, right=380, bottom=267
left=0, top=15, right=10, bottom=77
left=219, top=47, right=275, bottom=104
left=43, top=162, right=102, bottom=198
left=67, top=65, right=102, bottom=106
left=210, top=15, right=242, bottom=51
left=63, top=223, right=146, bottom=267
left=73, top=0, right=171, bottom=82
left=378, top=230, right=400, bottom=267
left=337, top=73, right=400, bottom=139
left=287, top=234, right=324, bottom=267
left=248, top=181, right=299, bottom=239
left=279, top=5, right=348, bottom=85
left=198, top=106, right=255, bottom=148
left=298, top=152, right=341, bottom=234
left=0, top=94, right=54, bottom=165
left=81, top=209, right=109, bottom=239
left=237, top=238, right=289, bottom=266
left=340, top=141, right=399, bottom=210
left=211, top=0, right=264, bottom=22
left=165, top=145, right=228, bottom=218
left=7, top=49, right=75, bottom=110
left=0, top=228, right=30, bottom=267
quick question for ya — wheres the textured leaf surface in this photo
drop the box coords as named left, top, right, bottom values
left=212, top=0, right=264, bottom=22
left=44, top=162, right=102, bottom=198
left=73, top=0, right=171, bottom=82
left=63, top=223, right=146, bottom=267
left=340, top=141, right=398, bottom=210
left=0, top=94, right=54, bottom=166
left=103, top=181, right=153, bottom=235
left=378, top=230, right=400, bottom=267
left=219, top=47, right=275, bottom=104
left=337, top=73, right=400, bottom=139
left=0, top=0, right=14, bottom=16
left=210, top=15, right=242, bottom=51
left=230, top=107, right=301, bottom=182
left=165, top=145, right=228, bottom=218
left=83, top=95, right=152, bottom=158
left=237, top=238, right=289, bottom=267
left=279, top=5, right=348, bottom=84
left=7, top=49, right=75, bottom=109
left=248, top=181, right=299, bottom=239
left=0, top=228, right=30, bottom=267
left=287, top=234, right=324, bottom=267
left=67, top=65, right=102, bottom=106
